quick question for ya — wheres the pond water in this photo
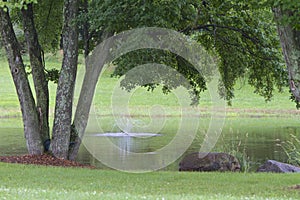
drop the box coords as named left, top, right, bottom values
left=0, top=116, right=300, bottom=171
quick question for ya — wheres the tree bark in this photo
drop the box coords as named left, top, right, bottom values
left=51, top=0, right=79, bottom=159
left=21, top=3, right=50, bottom=151
left=68, top=32, right=113, bottom=160
left=0, top=7, right=43, bottom=154
left=273, top=8, right=300, bottom=101
left=68, top=57, right=103, bottom=160
left=82, top=0, right=90, bottom=58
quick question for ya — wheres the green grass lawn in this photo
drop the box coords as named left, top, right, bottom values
left=0, top=162, right=299, bottom=200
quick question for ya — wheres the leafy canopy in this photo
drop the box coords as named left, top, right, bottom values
left=87, top=0, right=287, bottom=104
left=3, top=0, right=296, bottom=104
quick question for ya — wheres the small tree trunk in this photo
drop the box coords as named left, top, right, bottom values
left=0, top=7, right=42, bottom=154
left=68, top=59, right=103, bottom=160
left=68, top=33, right=113, bottom=160
left=51, top=0, right=79, bottom=159
left=273, top=7, right=300, bottom=101
left=82, top=0, right=90, bottom=58
left=21, top=4, right=50, bottom=151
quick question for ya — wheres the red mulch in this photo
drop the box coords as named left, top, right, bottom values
left=0, top=154, right=96, bottom=169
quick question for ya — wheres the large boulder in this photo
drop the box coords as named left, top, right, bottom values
left=257, top=160, right=300, bottom=173
left=179, top=152, right=241, bottom=172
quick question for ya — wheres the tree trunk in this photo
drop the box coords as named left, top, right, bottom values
left=82, top=0, right=90, bottom=58
left=68, top=58, right=103, bottom=160
left=21, top=4, right=50, bottom=151
left=68, top=32, right=113, bottom=160
left=0, top=7, right=43, bottom=154
left=273, top=8, right=300, bottom=101
left=51, top=0, right=79, bottom=159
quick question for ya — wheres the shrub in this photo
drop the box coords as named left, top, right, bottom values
left=281, top=134, right=300, bottom=166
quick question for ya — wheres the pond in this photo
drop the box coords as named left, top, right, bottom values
left=0, top=116, right=299, bottom=171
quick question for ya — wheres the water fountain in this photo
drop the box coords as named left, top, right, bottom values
left=87, top=117, right=161, bottom=156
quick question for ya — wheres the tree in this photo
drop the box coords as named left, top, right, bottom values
left=0, top=2, right=43, bottom=155
left=272, top=0, right=300, bottom=105
left=21, top=3, right=50, bottom=152
left=51, top=0, right=79, bottom=159
left=0, top=0, right=299, bottom=161
left=67, top=0, right=291, bottom=159
left=0, top=0, right=78, bottom=159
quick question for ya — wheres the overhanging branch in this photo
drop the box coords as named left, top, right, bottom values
left=181, top=24, right=262, bottom=47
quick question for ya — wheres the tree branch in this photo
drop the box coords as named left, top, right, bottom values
left=181, top=24, right=262, bottom=47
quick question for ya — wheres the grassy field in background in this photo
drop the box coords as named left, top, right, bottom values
left=0, top=162, right=299, bottom=200
left=0, top=54, right=299, bottom=118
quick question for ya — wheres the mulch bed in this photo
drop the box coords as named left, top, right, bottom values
left=288, top=185, right=300, bottom=190
left=0, top=154, right=96, bottom=169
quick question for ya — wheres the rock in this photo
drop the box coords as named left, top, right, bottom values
left=257, top=160, right=300, bottom=173
left=179, top=152, right=241, bottom=172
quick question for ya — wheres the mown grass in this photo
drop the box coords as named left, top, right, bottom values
left=0, top=55, right=299, bottom=118
left=0, top=162, right=299, bottom=200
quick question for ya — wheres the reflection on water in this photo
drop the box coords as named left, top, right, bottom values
left=1, top=117, right=300, bottom=171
